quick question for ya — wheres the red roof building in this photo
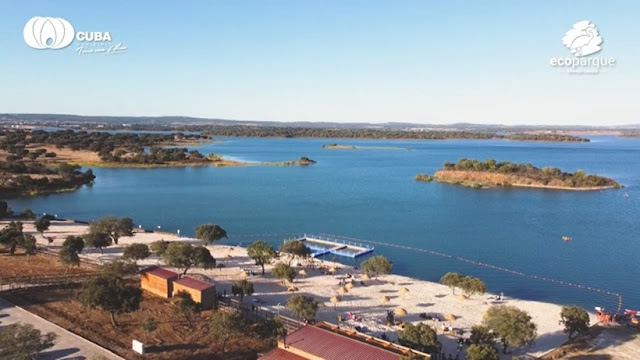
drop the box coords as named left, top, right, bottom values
left=140, top=266, right=179, bottom=298
left=259, top=322, right=429, bottom=360
left=172, top=276, right=216, bottom=309
left=258, top=347, right=308, bottom=360
left=173, top=277, right=214, bottom=291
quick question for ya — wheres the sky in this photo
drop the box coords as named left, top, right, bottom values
left=1, top=1, right=639, bottom=125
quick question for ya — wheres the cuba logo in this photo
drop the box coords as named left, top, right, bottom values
left=23, top=16, right=114, bottom=51
left=23, top=16, right=75, bottom=49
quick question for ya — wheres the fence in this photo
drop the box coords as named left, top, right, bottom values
left=218, top=297, right=302, bottom=333
left=0, top=272, right=95, bottom=291
left=37, top=247, right=103, bottom=268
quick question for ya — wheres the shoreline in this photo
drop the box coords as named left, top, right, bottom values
left=435, top=178, right=619, bottom=191
left=69, top=158, right=315, bottom=168
left=433, top=169, right=621, bottom=191
left=2, top=219, right=600, bottom=359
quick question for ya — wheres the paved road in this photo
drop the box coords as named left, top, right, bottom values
left=0, top=298, right=122, bottom=360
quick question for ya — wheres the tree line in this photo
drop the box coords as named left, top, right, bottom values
left=95, top=124, right=588, bottom=142
left=1, top=129, right=208, bottom=154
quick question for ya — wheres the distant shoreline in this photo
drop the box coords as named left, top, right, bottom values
left=322, top=143, right=411, bottom=150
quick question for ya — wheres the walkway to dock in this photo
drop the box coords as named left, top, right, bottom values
left=294, top=234, right=374, bottom=258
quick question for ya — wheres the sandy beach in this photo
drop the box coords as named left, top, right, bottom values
left=10, top=220, right=598, bottom=359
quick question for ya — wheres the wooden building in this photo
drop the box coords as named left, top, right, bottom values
left=172, top=277, right=216, bottom=310
left=140, top=266, right=179, bottom=298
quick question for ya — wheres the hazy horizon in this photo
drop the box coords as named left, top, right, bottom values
left=2, top=1, right=639, bottom=125
left=3, top=112, right=640, bottom=128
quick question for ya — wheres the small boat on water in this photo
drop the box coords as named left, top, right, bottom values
left=624, top=309, right=639, bottom=316
left=562, top=236, right=572, bottom=242
left=624, top=193, right=630, bottom=198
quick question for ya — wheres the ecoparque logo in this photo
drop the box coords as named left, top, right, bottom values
left=549, top=21, right=615, bottom=74
left=23, top=16, right=127, bottom=55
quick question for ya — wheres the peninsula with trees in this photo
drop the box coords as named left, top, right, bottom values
left=429, top=158, right=621, bottom=190
left=0, top=129, right=315, bottom=194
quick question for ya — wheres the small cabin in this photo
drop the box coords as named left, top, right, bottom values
left=140, top=266, right=179, bottom=298
left=172, top=277, right=216, bottom=310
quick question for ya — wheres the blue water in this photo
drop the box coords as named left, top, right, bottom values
left=6, top=136, right=640, bottom=311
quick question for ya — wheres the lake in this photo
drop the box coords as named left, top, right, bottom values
left=6, top=136, right=640, bottom=311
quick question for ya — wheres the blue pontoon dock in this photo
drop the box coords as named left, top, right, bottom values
left=291, top=234, right=374, bottom=258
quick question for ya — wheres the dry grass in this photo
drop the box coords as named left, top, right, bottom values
left=1, top=281, right=270, bottom=360
left=0, top=251, right=95, bottom=278
left=433, top=170, right=616, bottom=191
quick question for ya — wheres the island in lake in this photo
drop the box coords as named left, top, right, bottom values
left=428, top=158, right=621, bottom=190
left=322, top=143, right=411, bottom=150
left=0, top=129, right=314, bottom=195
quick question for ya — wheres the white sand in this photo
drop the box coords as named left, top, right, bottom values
left=8, top=220, right=598, bottom=359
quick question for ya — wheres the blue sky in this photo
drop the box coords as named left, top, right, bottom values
left=1, top=1, right=638, bottom=125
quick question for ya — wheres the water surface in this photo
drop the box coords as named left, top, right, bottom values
left=7, top=136, right=640, bottom=311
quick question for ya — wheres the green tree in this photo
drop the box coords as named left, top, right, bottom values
left=83, top=232, right=112, bottom=254
left=231, top=279, right=255, bottom=302
left=247, top=240, right=276, bottom=275
left=62, top=235, right=85, bottom=254
left=59, top=247, right=80, bottom=271
left=560, top=306, right=590, bottom=339
left=0, top=322, right=57, bottom=360
left=459, top=276, right=486, bottom=297
left=162, top=242, right=215, bottom=275
left=0, top=221, right=35, bottom=255
left=140, top=317, right=157, bottom=345
left=34, top=217, right=50, bottom=237
left=194, top=223, right=227, bottom=244
left=21, top=234, right=37, bottom=259
left=89, top=216, right=133, bottom=245
left=483, top=305, right=537, bottom=354
left=20, top=208, right=36, bottom=219
left=469, top=325, right=496, bottom=346
left=77, top=274, right=142, bottom=328
left=0, top=201, right=12, bottom=217
left=466, top=344, right=498, bottom=360
left=255, top=316, right=287, bottom=346
left=285, top=294, right=320, bottom=321
left=272, top=262, right=296, bottom=285
left=439, top=272, right=462, bottom=294
left=210, top=310, right=246, bottom=354
left=397, top=323, right=441, bottom=355
left=99, top=259, right=139, bottom=278
left=174, top=290, right=199, bottom=327
left=150, top=239, right=169, bottom=256
left=122, top=243, right=150, bottom=265
left=360, top=255, right=392, bottom=278
left=279, top=241, right=311, bottom=266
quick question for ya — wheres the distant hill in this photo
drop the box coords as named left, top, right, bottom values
left=1, top=113, right=639, bottom=132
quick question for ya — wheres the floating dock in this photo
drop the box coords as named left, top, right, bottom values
left=292, top=234, right=374, bottom=258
